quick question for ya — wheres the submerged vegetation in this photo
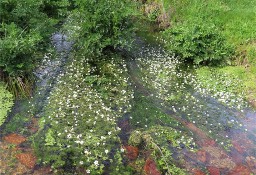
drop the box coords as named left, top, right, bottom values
left=1, top=0, right=256, bottom=174
left=33, top=54, right=134, bottom=174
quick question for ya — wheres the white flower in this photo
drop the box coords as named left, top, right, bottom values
left=86, top=169, right=90, bottom=174
left=116, top=127, right=121, bottom=131
left=105, top=149, right=109, bottom=154
left=94, top=160, right=99, bottom=166
left=108, top=131, right=111, bottom=135
left=73, top=93, right=77, bottom=98
left=79, top=161, right=84, bottom=165
left=121, top=148, right=125, bottom=152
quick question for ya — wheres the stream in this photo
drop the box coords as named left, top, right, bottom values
left=0, top=34, right=256, bottom=174
left=0, top=32, right=73, bottom=174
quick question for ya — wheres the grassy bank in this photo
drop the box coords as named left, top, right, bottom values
left=148, top=0, right=256, bottom=105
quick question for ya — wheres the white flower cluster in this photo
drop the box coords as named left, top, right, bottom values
left=134, top=45, right=248, bottom=148
left=40, top=55, right=134, bottom=173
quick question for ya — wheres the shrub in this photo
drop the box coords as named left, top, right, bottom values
left=0, top=83, right=14, bottom=126
left=162, top=21, right=234, bottom=66
left=0, top=0, right=70, bottom=96
left=0, top=23, right=41, bottom=77
left=65, top=0, right=136, bottom=56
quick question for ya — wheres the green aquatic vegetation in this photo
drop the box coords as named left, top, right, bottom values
left=3, top=113, right=30, bottom=134
left=129, top=126, right=194, bottom=174
left=134, top=46, right=249, bottom=150
left=129, top=94, right=195, bottom=174
left=0, top=83, right=13, bottom=126
left=196, top=66, right=248, bottom=109
left=33, top=53, right=134, bottom=174
left=45, top=129, right=56, bottom=146
left=213, top=66, right=256, bottom=101
left=130, top=93, right=184, bottom=130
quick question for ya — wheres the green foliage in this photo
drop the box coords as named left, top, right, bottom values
left=41, top=0, right=71, bottom=18
left=159, top=0, right=256, bottom=67
left=161, top=0, right=256, bottom=43
left=0, top=83, right=14, bottom=126
left=0, top=23, right=41, bottom=76
left=3, top=113, right=30, bottom=134
left=45, top=129, right=56, bottom=146
left=162, top=21, right=234, bottom=66
left=65, top=0, right=136, bottom=56
left=0, top=0, right=71, bottom=96
left=0, top=0, right=60, bottom=40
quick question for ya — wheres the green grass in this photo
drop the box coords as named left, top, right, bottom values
left=163, top=0, right=256, bottom=44
left=158, top=0, right=256, bottom=103
left=161, top=0, right=256, bottom=66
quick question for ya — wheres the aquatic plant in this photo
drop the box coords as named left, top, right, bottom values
left=33, top=54, right=134, bottom=174
left=129, top=126, right=194, bottom=174
left=133, top=44, right=249, bottom=150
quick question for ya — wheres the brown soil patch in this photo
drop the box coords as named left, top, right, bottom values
left=228, top=164, right=251, bottom=175
left=204, top=146, right=235, bottom=170
left=197, top=150, right=207, bottom=163
left=207, top=166, right=220, bottom=175
left=123, top=145, right=139, bottom=160
left=144, top=158, right=161, bottom=175
left=4, top=133, right=26, bottom=145
left=16, top=153, right=36, bottom=169
left=0, top=141, right=30, bottom=174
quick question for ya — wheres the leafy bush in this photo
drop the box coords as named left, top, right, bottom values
left=162, top=22, right=234, bottom=66
left=0, top=0, right=70, bottom=96
left=65, top=0, right=135, bottom=56
left=0, top=23, right=41, bottom=76
left=0, top=83, right=14, bottom=126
